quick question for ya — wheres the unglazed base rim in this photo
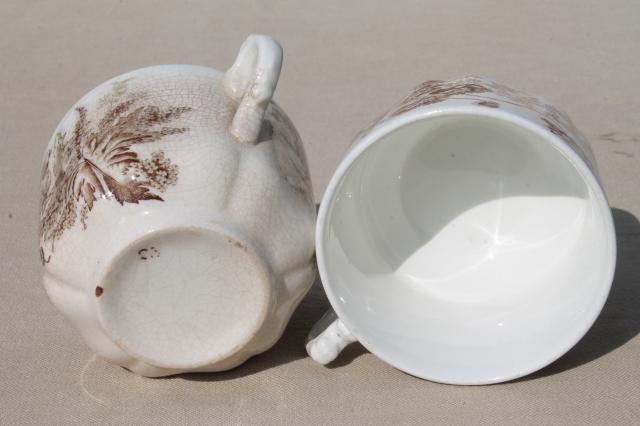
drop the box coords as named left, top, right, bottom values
left=94, top=224, right=273, bottom=370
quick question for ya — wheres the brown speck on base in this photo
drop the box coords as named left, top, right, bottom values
left=8, top=213, right=12, bottom=219
left=232, top=240, right=249, bottom=253
left=95, top=286, right=104, bottom=297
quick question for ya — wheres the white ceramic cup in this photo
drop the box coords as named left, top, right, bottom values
left=39, top=35, right=316, bottom=377
left=307, top=77, right=616, bottom=384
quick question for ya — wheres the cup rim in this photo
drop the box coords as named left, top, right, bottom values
left=316, top=104, right=617, bottom=385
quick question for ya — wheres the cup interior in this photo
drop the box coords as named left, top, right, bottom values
left=319, top=112, right=614, bottom=384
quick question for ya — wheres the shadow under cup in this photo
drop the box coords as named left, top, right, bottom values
left=318, top=112, right=616, bottom=384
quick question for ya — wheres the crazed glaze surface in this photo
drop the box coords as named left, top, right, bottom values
left=40, top=80, right=190, bottom=259
left=40, top=35, right=316, bottom=377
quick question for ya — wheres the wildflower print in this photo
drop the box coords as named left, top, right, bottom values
left=39, top=79, right=192, bottom=261
left=359, top=76, right=591, bottom=169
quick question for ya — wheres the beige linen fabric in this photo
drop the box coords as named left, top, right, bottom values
left=1, top=1, right=639, bottom=424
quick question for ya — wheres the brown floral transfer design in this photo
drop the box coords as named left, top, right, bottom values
left=268, top=104, right=314, bottom=205
left=390, top=79, right=492, bottom=116
left=359, top=76, right=593, bottom=170
left=39, top=80, right=192, bottom=261
left=477, top=100, right=499, bottom=108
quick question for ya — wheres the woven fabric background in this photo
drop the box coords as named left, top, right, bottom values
left=1, top=1, right=639, bottom=424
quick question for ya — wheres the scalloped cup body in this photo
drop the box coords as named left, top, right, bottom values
left=40, top=65, right=316, bottom=376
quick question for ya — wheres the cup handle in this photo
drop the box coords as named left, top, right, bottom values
left=224, top=34, right=283, bottom=144
left=306, top=309, right=357, bottom=365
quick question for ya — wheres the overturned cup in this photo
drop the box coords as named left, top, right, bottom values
left=39, top=35, right=316, bottom=377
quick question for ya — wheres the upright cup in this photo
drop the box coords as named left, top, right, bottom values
left=307, top=77, right=616, bottom=384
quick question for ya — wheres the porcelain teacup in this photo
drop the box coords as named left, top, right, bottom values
left=307, top=77, right=616, bottom=384
left=39, top=35, right=316, bottom=377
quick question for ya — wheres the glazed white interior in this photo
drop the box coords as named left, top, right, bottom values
left=320, top=113, right=613, bottom=383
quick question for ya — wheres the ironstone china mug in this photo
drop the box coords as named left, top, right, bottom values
left=39, top=35, right=316, bottom=377
left=307, top=77, right=616, bottom=385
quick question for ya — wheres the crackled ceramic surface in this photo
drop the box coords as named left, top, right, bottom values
left=40, top=35, right=316, bottom=377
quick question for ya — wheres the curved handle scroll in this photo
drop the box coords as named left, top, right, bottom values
left=224, top=34, right=283, bottom=143
left=306, top=309, right=357, bottom=365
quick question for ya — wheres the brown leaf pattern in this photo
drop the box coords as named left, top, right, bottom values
left=361, top=76, right=593, bottom=170
left=39, top=80, right=192, bottom=260
left=391, top=79, right=491, bottom=116
left=268, top=104, right=314, bottom=204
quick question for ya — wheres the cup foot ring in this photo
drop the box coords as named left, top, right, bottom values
left=96, top=226, right=271, bottom=370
